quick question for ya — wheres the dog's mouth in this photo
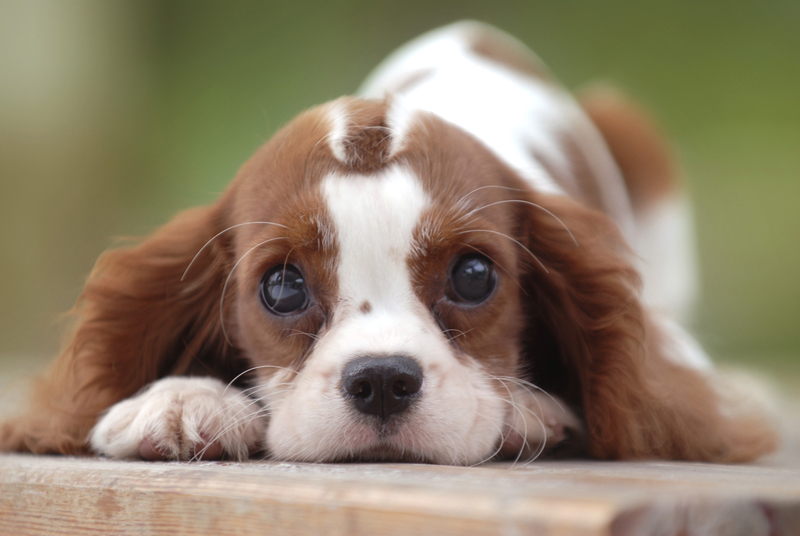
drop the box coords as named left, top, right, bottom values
left=341, top=442, right=437, bottom=463
left=325, top=411, right=442, bottom=463
left=331, top=435, right=439, bottom=464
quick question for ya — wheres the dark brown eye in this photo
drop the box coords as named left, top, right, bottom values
left=449, top=254, right=496, bottom=304
left=260, top=265, right=309, bottom=315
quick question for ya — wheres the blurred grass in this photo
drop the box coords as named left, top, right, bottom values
left=0, top=0, right=798, bottom=371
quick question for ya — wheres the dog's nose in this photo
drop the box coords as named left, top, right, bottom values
left=341, top=355, right=423, bottom=420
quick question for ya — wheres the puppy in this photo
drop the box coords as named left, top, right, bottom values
left=1, top=22, right=778, bottom=464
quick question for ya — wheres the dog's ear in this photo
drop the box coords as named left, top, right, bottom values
left=516, top=194, right=777, bottom=461
left=578, top=85, right=678, bottom=212
left=1, top=202, right=239, bottom=454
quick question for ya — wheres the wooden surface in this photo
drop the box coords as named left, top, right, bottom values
left=1, top=449, right=799, bottom=536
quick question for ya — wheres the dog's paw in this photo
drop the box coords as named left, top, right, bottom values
left=498, top=386, right=584, bottom=460
left=90, top=377, right=265, bottom=461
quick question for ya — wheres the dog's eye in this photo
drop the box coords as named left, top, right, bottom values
left=260, top=265, right=309, bottom=315
left=449, top=254, right=496, bottom=304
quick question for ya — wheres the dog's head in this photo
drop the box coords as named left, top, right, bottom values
left=109, top=95, right=647, bottom=464
left=227, top=98, right=539, bottom=463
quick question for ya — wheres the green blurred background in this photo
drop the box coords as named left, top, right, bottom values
left=1, top=0, right=798, bottom=377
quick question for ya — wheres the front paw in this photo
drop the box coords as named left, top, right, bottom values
left=90, top=377, right=265, bottom=461
left=499, top=387, right=584, bottom=460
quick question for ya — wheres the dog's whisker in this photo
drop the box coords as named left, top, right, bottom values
left=193, top=395, right=271, bottom=461
left=220, top=237, right=287, bottom=345
left=489, top=375, right=554, bottom=465
left=457, top=229, right=548, bottom=273
left=492, top=376, right=532, bottom=466
left=503, top=396, right=548, bottom=466
left=451, top=185, right=527, bottom=216
left=490, top=375, right=566, bottom=413
left=223, top=364, right=299, bottom=395
left=441, top=327, right=474, bottom=340
left=467, top=411, right=508, bottom=467
left=490, top=374, right=548, bottom=424
left=196, top=389, right=300, bottom=460
left=448, top=185, right=531, bottom=227
left=285, top=329, right=320, bottom=341
left=181, top=222, right=288, bottom=281
left=462, top=199, right=579, bottom=247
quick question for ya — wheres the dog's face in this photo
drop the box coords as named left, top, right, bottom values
left=221, top=98, right=552, bottom=464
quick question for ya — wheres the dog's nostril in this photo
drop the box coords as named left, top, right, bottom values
left=341, top=355, right=423, bottom=420
left=392, top=380, right=407, bottom=397
left=354, top=381, right=372, bottom=399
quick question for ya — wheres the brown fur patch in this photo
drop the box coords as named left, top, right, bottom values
left=580, top=86, right=679, bottom=211
left=359, top=301, right=372, bottom=314
left=334, top=98, right=393, bottom=174
left=517, top=192, right=777, bottom=461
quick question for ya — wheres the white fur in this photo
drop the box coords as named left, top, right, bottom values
left=384, top=97, right=417, bottom=158
left=359, top=22, right=567, bottom=199
left=633, top=195, right=700, bottom=323
left=90, top=377, right=265, bottom=461
left=653, top=314, right=713, bottom=371
left=321, top=166, right=429, bottom=313
left=326, top=100, right=351, bottom=164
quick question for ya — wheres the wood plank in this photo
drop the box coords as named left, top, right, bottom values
left=2, top=453, right=799, bottom=536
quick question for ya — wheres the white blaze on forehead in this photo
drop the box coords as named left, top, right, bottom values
left=321, top=166, right=429, bottom=314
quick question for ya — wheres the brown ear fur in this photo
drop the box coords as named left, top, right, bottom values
left=579, top=86, right=679, bottom=211
left=1, top=203, right=238, bottom=454
left=518, top=193, right=777, bottom=461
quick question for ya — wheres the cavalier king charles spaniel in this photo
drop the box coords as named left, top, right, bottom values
left=1, top=22, right=778, bottom=464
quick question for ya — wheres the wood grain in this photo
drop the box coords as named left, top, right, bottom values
left=1, top=453, right=799, bottom=536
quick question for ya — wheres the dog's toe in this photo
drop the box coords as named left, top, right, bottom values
left=90, top=377, right=265, bottom=461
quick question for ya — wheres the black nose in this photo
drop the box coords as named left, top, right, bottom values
left=341, top=356, right=423, bottom=420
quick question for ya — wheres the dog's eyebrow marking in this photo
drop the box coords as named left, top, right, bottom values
left=359, top=301, right=372, bottom=314
left=385, top=97, right=416, bottom=158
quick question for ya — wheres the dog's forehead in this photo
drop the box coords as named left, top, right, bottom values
left=321, top=166, right=429, bottom=315
left=230, top=95, right=526, bottom=293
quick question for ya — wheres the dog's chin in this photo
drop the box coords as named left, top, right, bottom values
left=268, top=413, right=499, bottom=466
left=330, top=441, right=440, bottom=464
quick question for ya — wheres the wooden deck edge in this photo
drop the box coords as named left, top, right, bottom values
left=1, top=454, right=799, bottom=535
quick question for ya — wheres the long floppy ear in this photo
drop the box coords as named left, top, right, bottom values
left=517, top=194, right=778, bottom=461
left=1, top=202, right=239, bottom=454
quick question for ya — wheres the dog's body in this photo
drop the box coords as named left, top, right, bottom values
left=1, top=22, right=777, bottom=464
